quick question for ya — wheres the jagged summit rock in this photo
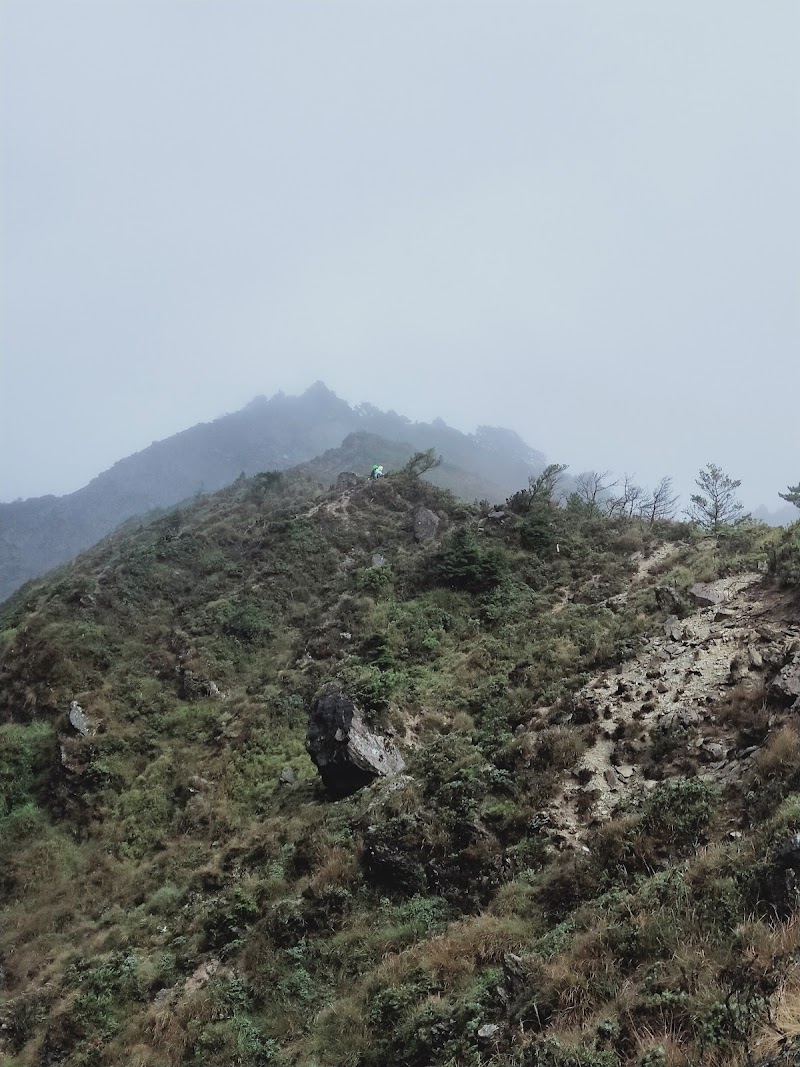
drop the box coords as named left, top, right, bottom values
left=306, top=689, right=405, bottom=796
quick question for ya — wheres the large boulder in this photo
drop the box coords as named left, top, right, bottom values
left=762, top=832, right=800, bottom=918
left=306, top=690, right=405, bottom=796
left=414, top=508, right=440, bottom=543
left=770, top=654, right=800, bottom=708
left=68, top=700, right=98, bottom=737
left=655, top=586, right=683, bottom=615
left=688, top=582, right=726, bottom=607
left=336, top=471, right=360, bottom=490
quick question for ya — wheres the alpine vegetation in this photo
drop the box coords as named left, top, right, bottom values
left=0, top=454, right=799, bottom=1067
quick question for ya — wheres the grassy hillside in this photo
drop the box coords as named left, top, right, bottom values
left=1, top=461, right=799, bottom=1067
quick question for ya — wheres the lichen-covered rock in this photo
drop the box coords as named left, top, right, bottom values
left=414, top=507, right=440, bottom=543
left=68, top=700, right=97, bottom=737
left=306, top=689, right=405, bottom=796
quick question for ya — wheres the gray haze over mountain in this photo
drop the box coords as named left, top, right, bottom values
left=2, top=1, right=798, bottom=511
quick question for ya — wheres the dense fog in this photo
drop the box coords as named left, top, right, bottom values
left=2, top=2, right=798, bottom=512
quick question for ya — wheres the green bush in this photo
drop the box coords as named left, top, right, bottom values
left=771, top=523, right=800, bottom=588
left=424, top=528, right=506, bottom=594
left=640, top=779, right=718, bottom=849
left=520, top=506, right=558, bottom=556
left=523, top=1036, right=618, bottom=1066
left=111, top=755, right=185, bottom=859
left=357, top=565, right=393, bottom=595
left=337, top=664, right=406, bottom=713
left=0, top=722, right=55, bottom=815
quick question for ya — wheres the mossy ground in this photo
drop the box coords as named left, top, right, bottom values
left=0, top=470, right=795, bottom=1066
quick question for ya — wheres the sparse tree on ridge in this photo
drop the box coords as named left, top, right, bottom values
left=642, top=476, right=679, bottom=526
left=686, top=463, right=748, bottom=531
left=508, top=463, right=569, bottom=513
left=401, top=449, right=442, bottom=477
left=530, top=463, right=569, bottom=503
left=604, top=474, right=645, bottom=519
left=575, top=470, right=617, bottom=512
left=779, top=482, right=800, bottom=510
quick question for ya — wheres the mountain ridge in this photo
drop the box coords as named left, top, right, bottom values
left=0, top=383, right=545, bottom=603
left=2, top=458, right=800, bottom=1065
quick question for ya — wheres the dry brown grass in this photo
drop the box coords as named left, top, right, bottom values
left=626, top=1024, right=699, bottom=1066
left=543, top=924, right=621, bottom=1027
left=488, top=878, right=539, bottom=918
left=149, top=986, right=218, bottom=1066
left=306, top=843, right=360, bottom=893
left=312, top=995, right=382, bottom=1067
left=116, top=1044, right=164, bottom=1067
left=418, top=709, right=448, bottom=732
left=755, top=722, right=800, bottom=779
left=361, top=913, right=533, bottom=995
left=685, top=839, right=756, bottom=897
left=751, top=975, right=800, bottom=1062
left=534, top=725, right=586, bottom=771
left=450, top=710, right=475, bottom=732
left=719, top=678, right=767, bottom=717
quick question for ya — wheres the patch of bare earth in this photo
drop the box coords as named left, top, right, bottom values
left=304, top=493, right=352, bottom=519
left=547, top=571, right=800, bottom=844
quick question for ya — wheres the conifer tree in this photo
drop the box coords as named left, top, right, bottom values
left=686, top=463, right=748, bottom=531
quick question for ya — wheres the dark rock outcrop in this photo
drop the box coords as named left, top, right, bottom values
left=336, top=471, right=360, bottom=489
left=762, top=832, right=800, bottom=917
left=770, top=654, right=800, bottom=708
left=655, top=586, right=683, bottom=614
left=306, top=690, right=405, bottom=796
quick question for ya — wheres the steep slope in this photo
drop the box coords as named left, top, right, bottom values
left=1, top=472, right=799, bottom=1067
left=0, top=383, right=545, bottom=602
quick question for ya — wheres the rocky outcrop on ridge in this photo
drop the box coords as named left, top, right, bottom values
left=306, top=688, right=405, bottom=796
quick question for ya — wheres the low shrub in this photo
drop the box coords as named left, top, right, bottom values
left=0, top=721, right=56, bottom=815
left=639, top=779, right=718, bottom=852
left=423, top=528, right=506, bottom=594
left=770, top=523, right=800, bottom=588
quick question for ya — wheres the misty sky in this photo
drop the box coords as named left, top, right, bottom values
left=2, top=1, right=798, bottom=510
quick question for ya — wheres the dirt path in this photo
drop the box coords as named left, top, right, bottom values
left=304, top=493, right=352, bottom=519
left=549, top=570, right=796, bottom=844
left=630, top=540, right=682, bottom=583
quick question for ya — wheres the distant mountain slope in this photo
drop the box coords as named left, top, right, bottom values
left=0, top=383, right=544, bottom=602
